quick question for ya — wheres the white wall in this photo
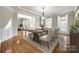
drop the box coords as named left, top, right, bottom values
left=0, top=7, right=17, bottom=42
left=52, top=15, right=58, bottom=29
left=68, top=12, right=74, bottom=32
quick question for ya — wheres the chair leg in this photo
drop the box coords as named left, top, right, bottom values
left=40, top=40, right=41, bottom=45
left=47, top=41, right=49, bottom=49
left=50, top=40, right=52, bottom=45
left=53, top=37, right=56, bottom=42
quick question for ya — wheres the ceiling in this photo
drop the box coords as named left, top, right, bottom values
left=11, top=6, right=76, bottom=17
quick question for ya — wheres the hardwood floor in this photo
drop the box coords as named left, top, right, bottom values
left=1, top=36, right=43, bottom=53
left=0, top=33, right=72, bottom=53
left=53, top=34, right=71, bottom=53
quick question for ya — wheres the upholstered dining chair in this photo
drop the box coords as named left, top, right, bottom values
left=39, top=28, right=54, bottom=49
left=53, top=28, right=59, bottom=41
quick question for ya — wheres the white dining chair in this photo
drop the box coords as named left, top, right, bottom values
left=53, top=28, right=59, bottom=41
left=39, top=28, right=53, bottom=49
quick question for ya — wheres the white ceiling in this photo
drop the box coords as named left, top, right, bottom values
left=11, top=6, right=75, bottom=17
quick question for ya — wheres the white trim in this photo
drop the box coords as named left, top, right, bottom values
left=1, top=34, right=17, bottom=43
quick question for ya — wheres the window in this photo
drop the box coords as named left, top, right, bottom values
left=17, top=13, right=35, bottom=29
left=45, top=17, right=52, bottom=28
left=23, top=19, right=29, bottom=28
left=58, top=15, right=68, bottom=34
left=28, top=17, right=35, bottom=29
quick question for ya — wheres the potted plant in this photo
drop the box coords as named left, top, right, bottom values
left=75, top=20, right=79, bottom=32
left=70, top=19, right=79, bottom=33
left=70, top=24, right=77, bottom=33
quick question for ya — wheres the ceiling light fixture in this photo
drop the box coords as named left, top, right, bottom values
left=40, top=7, right=46, bottom=27
left=41, top=7, right=46, bottom=20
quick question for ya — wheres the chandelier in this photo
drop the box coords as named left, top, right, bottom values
left=40, top=7, right=46, bottom=27
left=41, top=7, right=46, bottom=20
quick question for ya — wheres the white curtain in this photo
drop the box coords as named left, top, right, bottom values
left=28, top=17, right=35, bottom=30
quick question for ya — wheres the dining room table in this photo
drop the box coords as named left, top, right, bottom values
left=20, top=28, right=48, bottom=43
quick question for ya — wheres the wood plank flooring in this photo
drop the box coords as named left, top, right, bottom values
left=1, top=36, right=43, bottom=53
left=0, top=33, right=72, bottom=53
